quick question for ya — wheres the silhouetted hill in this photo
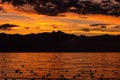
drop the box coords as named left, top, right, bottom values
left=0, top=31, right=120, bottom=52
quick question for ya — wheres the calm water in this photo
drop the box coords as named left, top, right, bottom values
left=0, top=53, right=120, bottom=80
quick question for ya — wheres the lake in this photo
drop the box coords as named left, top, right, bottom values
left=0, top=53, right=120, bottom=80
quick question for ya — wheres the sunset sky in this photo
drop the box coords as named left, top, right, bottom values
left=0, top=1, right=120, bottom=36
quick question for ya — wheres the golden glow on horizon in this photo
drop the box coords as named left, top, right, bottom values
left=87, top=14, right=120, bottom=25
left=0, top=3, right=120, bottom=36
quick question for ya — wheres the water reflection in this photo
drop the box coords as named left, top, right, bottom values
left=0, top=53, right=119, bottom=79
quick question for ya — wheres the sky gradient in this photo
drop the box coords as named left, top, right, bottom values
left=0, top=1, right=120, bottom=36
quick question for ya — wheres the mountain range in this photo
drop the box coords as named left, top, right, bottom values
left=0, top=31, right=120, bottom=52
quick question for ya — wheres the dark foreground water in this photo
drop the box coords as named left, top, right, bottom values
left=0, top=53, right=120, bottom=80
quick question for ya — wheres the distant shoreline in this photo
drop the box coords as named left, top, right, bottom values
left=0, top=31, right=120, bottom=52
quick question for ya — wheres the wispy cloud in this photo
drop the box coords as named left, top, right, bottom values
left=0, top=24, right=19, bottom=30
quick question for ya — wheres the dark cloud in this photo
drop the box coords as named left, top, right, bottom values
left=90, top=24, right=108, bottom=28
left=100, top=25, right=106, bottom=28
left=1, top=0, right=120, bottom=16
left=81, top=28, right=91, bottom=32
left=114, top=26, right=120, bottom=28
left=0, top=6, right=5, bottom=12
left=0, top=6, right=3, bottom=10
left=90, top=24, right=100, bottom=27
left=115, top=0, right=120, bottom=3
left=90, top=24, right=108, bottom=26
left=0, top=24, right=19, bottom=30
left=24, top=27, right=30, bottom=29
left=80, top=28, right=105, bottom=32
left=92, top=28, right=107, bottom=32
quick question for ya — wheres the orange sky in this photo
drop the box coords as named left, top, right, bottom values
left=0, top=3, right=120, bottom=36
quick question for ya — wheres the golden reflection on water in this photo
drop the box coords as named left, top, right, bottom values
left=0, top=53, right=120, bottom=79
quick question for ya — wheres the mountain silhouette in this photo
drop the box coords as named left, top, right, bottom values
left=0, top=31, right=120, bottom=52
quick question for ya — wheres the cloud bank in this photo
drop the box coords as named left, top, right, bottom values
left=1, top=0, right=120, bottom=16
